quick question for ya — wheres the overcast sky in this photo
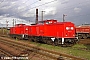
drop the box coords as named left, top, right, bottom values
left=0, top=0, right=90, bottom=27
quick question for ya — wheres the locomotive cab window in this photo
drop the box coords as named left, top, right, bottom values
left=46, top=21, right=52, bottom=24
left=38, top=21, right=44, bottom=24
left=46, top=21, right=50, bottom=24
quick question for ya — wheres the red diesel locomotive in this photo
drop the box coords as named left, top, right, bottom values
left=10, top=19, right=77, bottom=46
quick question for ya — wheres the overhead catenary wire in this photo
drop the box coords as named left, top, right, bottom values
left=0, top=0, right=4, bottom=4
left=1, top=0, right=88, bottom=16
left=53, top=13, right=90, bottom=22
left=12, top=0, right=89, bottom=17
left=0, top=0, right=89, bottom=16
left=0, top=0, right=90, bottom=25
left=12, top=0, right=57, bottom=16
left=9, top=0, right=41, bottom=16
left=27, top=0, right=57, bottom=10
left=59, top=0, right=90, bottom=11
left=17, top=0, right=39, bottom=9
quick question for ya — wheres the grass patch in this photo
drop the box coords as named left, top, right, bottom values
left=29, top=42, right=90, bottom=60
left=2, top=29, right=89, bottom=60
left=0, top=28, right=10, bottom=35
left=72, top=44, right=87, bottom=48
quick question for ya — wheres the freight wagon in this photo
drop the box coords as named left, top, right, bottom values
left=76, top=24, right=90, bottom=39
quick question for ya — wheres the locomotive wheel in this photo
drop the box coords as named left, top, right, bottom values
left=64, top=40, right=75, bottom=47
left=43, top=40, right=47, bottom=44
left=61, top=44, right=72, bottom=47
left=47, top=40, right=51, bottom=45
left=54, top=40, right=58, bottom=46
left=34, top=39, right=38, bottom=42
left=47, top=40, right=53, bottom=45
left=30, top=38, right=35, bottom=42
left=83, top=36, right=87, bottom=39
left=65, top=42, right=74, bottom=47
left=78, top=35, right=82, bottom=39
left=83, top=35, right=87, bottom=39
left=28, top=37, right=32, bottom=41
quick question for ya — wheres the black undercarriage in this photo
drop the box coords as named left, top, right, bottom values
left=10, top=34, right=78, bottom=47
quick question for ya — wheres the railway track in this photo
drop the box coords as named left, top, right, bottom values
left=79, top=39, right=90, bottom=44
left=0, top=48, right=13, bottom=60
left=0, top=36, right=85, bottom=60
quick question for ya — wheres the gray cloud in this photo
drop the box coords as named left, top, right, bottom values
left=0, top=0, right=90, bottom=27
left=55, top=0, right=90, bottom=24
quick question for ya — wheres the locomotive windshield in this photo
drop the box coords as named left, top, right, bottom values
left=46, top=21, right=53, bottom=24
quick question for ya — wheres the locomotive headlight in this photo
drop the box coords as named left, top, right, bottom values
left=73, top=34, right=75, bottom=36
left=66, top=27, right=69, bottom=30
left=66, top=35, right=68, bottom=36
left=26, top=28, right=28, bottom=30
left=71, top=27, right=74, bottom=30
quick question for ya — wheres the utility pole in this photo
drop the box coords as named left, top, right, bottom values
left=22, top=21, right=23, bottom=24
left=36, top=9, right=38, bottom=24
left=15, top=19, right=16, bottom=25
left=1, top=23, right=4, bottom=34
left=41, top=11, right=45, bottom=21
left=29, top=20, right=30, bottom=25
left=6, top=20, right=9, bottom=29
left=13, top=19, right=14, bottom=27
left=63, top=14, right=67, bottom=22
left=6, top=20, right=9, bottom=35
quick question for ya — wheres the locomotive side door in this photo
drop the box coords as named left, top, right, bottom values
left=56, top=24, right=64, bottom=44
left=56, top=24, right=64, bottom=38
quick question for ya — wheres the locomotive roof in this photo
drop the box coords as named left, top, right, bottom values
left=38, top=19, right=74, bottom=25
left=38, top=19, right=57, bottom=22
left=15, top=24, right=25, bottom=25
left=44, top=19, right=57, bottom=21
left=14, top=24, right=26, bottom=27
left=76, top=24, right=90, bottom=28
